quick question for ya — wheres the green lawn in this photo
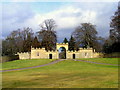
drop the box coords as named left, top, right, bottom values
left=2, top=58, right=118, bottom=88
left=1, top=59, right=57, bottom=70
left=77, top=58, right=118, bottom=64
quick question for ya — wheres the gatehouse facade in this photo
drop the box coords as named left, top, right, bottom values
left=17, top=43, right=100, bottom=59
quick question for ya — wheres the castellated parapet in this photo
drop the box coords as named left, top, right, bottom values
left=17, top=52, right=31, bottom=59
left=56, top=43, right=68, bottom=45
left=17, top=43, right=100, bottom=59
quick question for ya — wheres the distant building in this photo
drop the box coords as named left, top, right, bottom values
left=17, top=43, right=100, bottom=59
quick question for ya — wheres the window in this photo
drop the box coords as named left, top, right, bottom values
left=85, top=52, right=87, bottom=56
left=37, top=52, right=39, bottom=56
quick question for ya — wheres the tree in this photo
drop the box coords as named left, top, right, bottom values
left=40, top=19, right=57, bottom=31
left=103, top=2, right=120, bottom=53
left=37, top=19, right=57, bottom=51
left=110, top=1, right=120, bottom=43
left=93, top=36, right=105, bottom=52
left=2, top=38, right=17, bottom=56
left=102, top=37, right=110, bottom=53
left=72, top=23, right=98, bottom=49
left=32, top=36, right=41, bottom=48
left=63, top=38, right=68, bottom=43
left=68, top=36, right=77, bottom=51
left=2, top=27, right=34, bottom=55
left=22, top=27, right=34, bottom=52
left=2, top=29, right=22, bottom=55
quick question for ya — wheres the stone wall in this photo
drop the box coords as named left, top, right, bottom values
left=67, top=51, right=80, bottom=59
left=31, top=48, right=58, bottom=59
left=17, top=43, right=101, bottom=60
left=17, top=52, right=30, bottom=59
left=66, top=48, right=96, bottom=59
left=46, top=50, right=58, bottom=59
left=31, top=48, right=47, bottom=59
left=79, top=48, right=93, bottom=58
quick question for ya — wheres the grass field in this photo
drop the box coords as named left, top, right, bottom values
left=77, top=58, right=118, bottom=64
left=2, top=58, right=118, bottom=88
left=1, top=59, right=57, bottom=70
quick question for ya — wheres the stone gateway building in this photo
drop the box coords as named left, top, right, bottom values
left=17, top=43, right=100, bottom=59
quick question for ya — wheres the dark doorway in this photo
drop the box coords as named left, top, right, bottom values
left=73, top=54, right=75, bottom=59
left=59, top=47, right=66, bottom=59
left=49, top=54, right=52, bottom=59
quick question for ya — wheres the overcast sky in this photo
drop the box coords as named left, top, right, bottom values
left=1, top=0, right=119, bottom=42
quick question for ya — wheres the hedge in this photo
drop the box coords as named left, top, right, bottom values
left=1, top=55, right=19, bottom=63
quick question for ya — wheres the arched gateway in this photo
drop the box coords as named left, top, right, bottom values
left=56, top=43, right=68, bottom=51
left=17, top=43, right=100, bottom=59
left=57, top=43, right=68, bottom=59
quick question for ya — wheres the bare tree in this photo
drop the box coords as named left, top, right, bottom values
left=40, top=19, right=57, bottom=31
left=72, top=23, right=98, bottom=49
left=2, top=27, right=34, bottom=55
left=37, top=19, right=57, bottom=51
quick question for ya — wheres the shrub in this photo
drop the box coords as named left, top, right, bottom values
left=1, top=55, right=19, bottom=63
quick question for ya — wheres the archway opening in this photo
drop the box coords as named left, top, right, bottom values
left=58, top=47, right=66, bottom=59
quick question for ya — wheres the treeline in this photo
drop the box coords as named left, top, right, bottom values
left=2, top=19, right=57, bottom=56
left=2, top=2, right=120, bottom=56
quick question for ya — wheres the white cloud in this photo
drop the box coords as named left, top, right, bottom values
left=2, top=2, right=118, bottom=42
left=24, top=6, right=97, bottom=31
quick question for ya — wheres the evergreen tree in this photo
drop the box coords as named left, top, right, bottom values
left=32, top=36, right=41, bottom=48
left=68, top=36, right=76, bottom=51
left=22, top=27, right=34, bottom=52
left=63, top=38, right=68, bottom=43
left=23, top=34, right=33, bottom=52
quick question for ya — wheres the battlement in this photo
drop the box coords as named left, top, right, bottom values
left=67, top=50, right=79, bottom=53
left=31, top=47, right=45, bottom=50
left=79, top=48, right=93, bottom=50
left=56, top=43, right=68, bottom=45
left=47, top=50, right=57, bottom=52
left=17, top=52, right=30, bottom=54
left=17, top=52, right=30, bottom=59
